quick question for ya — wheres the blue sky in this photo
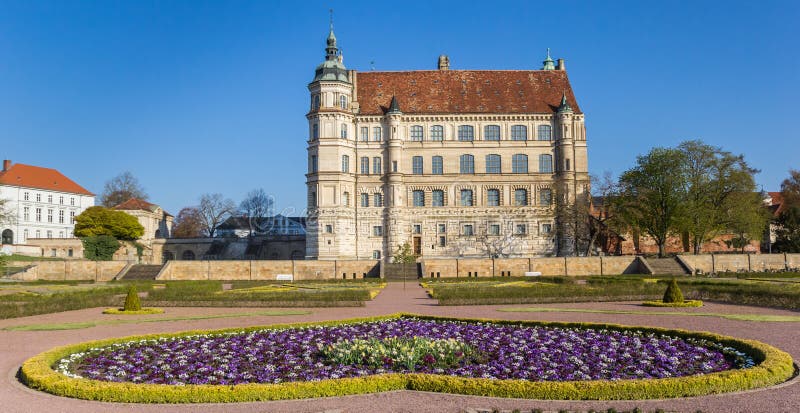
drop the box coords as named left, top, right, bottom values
left=1, top=0, right=797, bottom=215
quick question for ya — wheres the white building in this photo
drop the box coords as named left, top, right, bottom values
left=0, top=159, right=95, bottom=245
left=216, top=215, right=307, bottom=238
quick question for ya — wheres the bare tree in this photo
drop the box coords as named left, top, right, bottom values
left=239, top=189, right=274, bottom=236
left=554, top=183, right=592, bottom=257
left=100, top=172, right=148, bottom=207
left=198, top=193, right=236, bottom=238
left=585, top=172, right=622, bottom=255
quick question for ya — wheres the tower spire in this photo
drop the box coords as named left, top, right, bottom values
left=325, top=9, right=338, bottom=61
left=542, top=48, right=555, bottom=70
left=557, top=91, right=573, bottom=114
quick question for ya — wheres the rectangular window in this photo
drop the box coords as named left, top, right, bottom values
left=47, top=230, right=52, bottom=239
left=35, top=230, right=41, bottom=238
left=341, top=155, right=349, bottom=173
left=412, top=156, right=423, bottom=175
left=24, top=207, right=30, bottom=221
left=392, top=161, right=398, bottom=172
left=460, top=189, right=473, bottom=206
left=539, top=154, right=553, bottom=173
left=47, top=195, right=53, bottom=203
left=373, top=126, right=382, bottom=141
left=36, top=208, right=42, bottom=222
left=47, top=209, right=53, bottom=223
left=430, top=125, right=444, bottom=141
left=566, top=158, right=571, bottom=171
left=70, top=211, right=76, bottom=224
left=541, top=223, right=552, bottom=234
left=489, top=224, right=500, bottom=235
left=373, top=157, right=382, bottom=174
left=462, top=224, right=474, bottom=236
left=439, top=236, right=446, bottom=247
left=487, top=188, right=500, bottom=206
left=59, top=210, right=65, bottom=224
left=432, top=156, right=443, bottom=174
left=484, top=125, right=500, bottom=141
left=515, top=224, right=527, bottom=235
left=325, top=224, right=333, bottom=233
left=512, top=154, right=528, bottom=173
left=458, top=125, right=474, bottom=141
left=340, top=124, right=348, bottom=139
left=51, top=248, right=56, bottom=256
left=36, top=193, right=41, bottom=202
left=412, top=190, right=425, bottom=207
left=59, top=196, right=64, bottom=205
left=538, top=124, right=552, bottom=141
left=360, top=126, right=368, bottom=141
left=372, top=250, right=381, bottom=259
left=361, top=193, right=369, bottom=207
left=432, top=190, right=444, bottom=207
left=24, top=192, right=29, bottom=201
left=410, top=125, right=424, bottom=141
left=514, top=189, right=528, bottom=206
left=361, top=157, right=369, bottom=174
left=438, top=224, right=446, bottom=233
left=374, top=193, right=383, bottom=207
left=459, top=154, right=474, bottom=174
left=485, top=154, right=501, bottom=174
left=539, top=189, right=552, bottom=206
left=413, top=224, right=421, bottom=234
left=511, top=125, right=528, bottom=141
left=59, top=231, right=64, bottom=238
left=310, top=155, right=318, bottom=173
left=373, top=226, right=383, bottom=236
left=70, top=197, right=75, bottom=206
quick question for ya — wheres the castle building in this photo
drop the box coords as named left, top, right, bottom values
left=113, top=198, right=173, bottom=240
left=0, top=159, right=95, bottom=245
left=305, top=26, right=588, bottom=260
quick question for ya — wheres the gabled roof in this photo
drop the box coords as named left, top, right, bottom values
left=767, top=192, right=786, bottom=217
left=355, top=70, right=581, bottom=116
left=0, top=162, right=94, bottom=196
left=113, top=198, right=172, bottom=216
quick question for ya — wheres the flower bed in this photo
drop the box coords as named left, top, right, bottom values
left=102, top=308, right=164, bottom=315
left=20, top=314, right=794, bottom=403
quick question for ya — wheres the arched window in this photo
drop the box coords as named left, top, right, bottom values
left=459, top=154, right=474, bottom=174
left=340, top=95, right=347, bottom=109
left=539, top=154, right=553, bottom=173
left=484, top=125, right=500, bottom=141
left=460, top=189, right=474, bottom=206
left=432, top=156, right=443, bottom=174
left=458, top=125, right=474, bottom=141
left=182, top=250, right=196, bottom=261
left=430, top=125, right=444, bottom=141
left=340, top=124, right=348, bottom=139
left=511, top=125, right=527, bottom=141
left=412, top=156, right=423, bottom=174
left=512, top=154, right=528, bottom=173
left=1, top=229, right=13, bottom=244
left=485, top=154, right=501, bottom=174
left=487, top=189, right=500, bottom=206
left=432, top=190, right=444, bottom=206
left=312, top=124, right=318, bottom=140
left=412, top=190, right=425, bottom=207
left=537, top=125, right=552, bottom=141
left=539, top=188, right=552, bottom=206
left=360, top=157, right=369, bottom=174
left=514, top=189, right=528, bottom=206
left=341, top=155, right=349, bottom=173
left=410, top=125, right=424, bottom=141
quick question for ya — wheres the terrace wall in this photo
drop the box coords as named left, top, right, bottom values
left=7, top=260, right=127, bottom=281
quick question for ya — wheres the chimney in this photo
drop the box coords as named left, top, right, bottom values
left=2, top=160, right=10, bottom=172
left=438, top=55, right=450, bottom=71
left=557, top=58, right=566, bottom=71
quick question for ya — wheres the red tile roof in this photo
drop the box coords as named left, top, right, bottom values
left=355, top=70, right=581, bottom=115
left=0, top=162, right=94, bottom=196
left=767, top=191, right=786, bottom=217
left=113, top=198, right=157, bottom=212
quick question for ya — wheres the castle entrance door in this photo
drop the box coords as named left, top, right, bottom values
left=413, top=236, right=421, bottom=256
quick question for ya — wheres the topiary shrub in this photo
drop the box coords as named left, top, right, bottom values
left=124, top=285, right=141, bottom=311
left=662, top=278, right=684, bottom=303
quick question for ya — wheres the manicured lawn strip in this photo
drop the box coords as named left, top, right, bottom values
left=3, top=309, right=312, bottom=331
left=497, top=307, right=800, bottom=322
left=19, top=314, right=794, bottom=402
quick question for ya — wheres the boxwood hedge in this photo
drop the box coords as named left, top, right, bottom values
left=19, top=314, right=795, bottom=403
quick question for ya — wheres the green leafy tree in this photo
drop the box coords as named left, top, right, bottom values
left=617, top=147, right=687, bottom=257
left=677, top=140, right=761, bottom=254
left=780, top=169, right=800, bottom=209
left=99, top=172, right=148, bottom=207
left=81, top=235, right=121, bottom=261
left=725, top=191, right=770, bottom=252
left=392, top=242, right=418, bottom=264
left=124, top=285, right=142, bottom=311
left=74, top=206, right=144, bottom=240
left=773, top=206, right=800, bottom=253
left=662, top=279, right=685, bottom=303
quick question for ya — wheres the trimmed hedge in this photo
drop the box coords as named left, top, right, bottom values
left=102, top=308, right=165, bottom=315
left=19, top=314, right=794, bottom=403
left=642, top=300, right=703, bottom=308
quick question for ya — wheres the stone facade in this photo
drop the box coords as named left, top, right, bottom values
left=113, top=198, right=173, bottom=241
left=305, top=29, right=589, bottom=261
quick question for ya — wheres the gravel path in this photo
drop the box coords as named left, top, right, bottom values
left=0, top=281, right=798, bottom=413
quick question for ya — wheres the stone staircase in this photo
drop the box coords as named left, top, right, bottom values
left=644, top=257, right=690, bottom=275
left=383, top=263, right=420, bottom=281
left=121, top=264, right=164, bottom=280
